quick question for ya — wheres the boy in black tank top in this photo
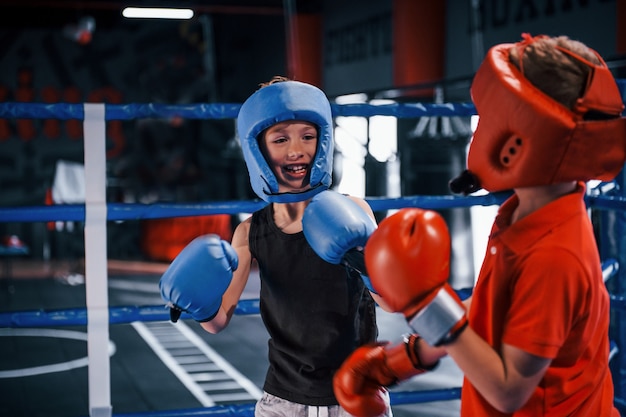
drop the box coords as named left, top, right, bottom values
left=200, top=77, right=393, bottom=416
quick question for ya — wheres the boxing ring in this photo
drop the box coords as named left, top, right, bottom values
left=0, top=97, right=625, bottom=417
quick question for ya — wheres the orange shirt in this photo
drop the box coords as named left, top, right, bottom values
left=462, top=183, right=619, bottom=416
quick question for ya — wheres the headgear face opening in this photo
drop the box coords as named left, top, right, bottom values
left=237, top=81, right=334, bottom=203
left=450, top=35, right=626, bottom=194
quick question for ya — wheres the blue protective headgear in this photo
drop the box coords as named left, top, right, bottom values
left=237, top=81, right=334, bottom=203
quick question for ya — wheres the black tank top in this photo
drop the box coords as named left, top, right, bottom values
left=249, top=204, right=378, bottom=406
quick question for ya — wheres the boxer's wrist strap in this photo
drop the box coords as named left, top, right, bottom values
left=407, top=286, right=467, bottom=346
left=403, top=334, right=439, bottom=371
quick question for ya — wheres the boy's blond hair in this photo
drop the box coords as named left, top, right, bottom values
left=258, top=75, right=291, bottom=89
left=509, top=36, right=601, bottom=110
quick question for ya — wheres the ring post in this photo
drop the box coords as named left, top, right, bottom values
left=83, top=103, right=112, bottom=417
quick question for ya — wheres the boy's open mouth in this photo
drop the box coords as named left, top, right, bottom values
left=284, top=164, right=307, bottom=175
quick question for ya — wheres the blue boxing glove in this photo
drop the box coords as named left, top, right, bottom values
left=303, top=190, right=378, bottom=292
left=159, top=234, right=238, bottom=323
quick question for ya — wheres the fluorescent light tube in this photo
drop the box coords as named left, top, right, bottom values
left=122, top=7, right=194, bottom=19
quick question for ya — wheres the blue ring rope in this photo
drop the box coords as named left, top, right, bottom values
left=0, top=194, right=510, bottom=222
left=0, top=260, right=620, bottom=328
left=88, top=387, right=463, bottom=417
left=2, top=289, right=623, bottom=329
left=2, top=193, right=625, bottom=222
left=0, top=101, right=477, bottom=120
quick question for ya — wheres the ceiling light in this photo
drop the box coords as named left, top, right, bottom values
left=122, top=7, right=194, bottom=19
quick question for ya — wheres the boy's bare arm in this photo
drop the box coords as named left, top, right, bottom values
left=201, top=219, right=252, bottom=333
left=446, top=329, right=551, bottom=413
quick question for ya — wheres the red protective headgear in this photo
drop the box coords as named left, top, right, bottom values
left=450, top=34, right=626, bottom=194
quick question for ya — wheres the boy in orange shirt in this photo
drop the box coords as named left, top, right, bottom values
left=332, top=34, right=626, bottom=417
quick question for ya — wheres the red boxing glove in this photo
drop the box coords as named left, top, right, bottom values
left=334, top=335, right=436, bottom=417
left=365, top=209, right=467, bottom=346
left=365, top=208, right=450, bottom=316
